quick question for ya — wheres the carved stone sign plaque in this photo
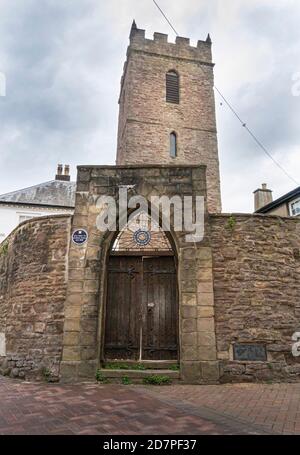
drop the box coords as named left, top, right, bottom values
left=233, top=344, right=267, bottom=361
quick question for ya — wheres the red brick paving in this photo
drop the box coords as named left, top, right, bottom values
left=0, top=377, right=297, bottom=435
left=153, top=383, right=300, bottom=435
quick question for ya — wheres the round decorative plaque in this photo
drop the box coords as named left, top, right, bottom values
left=133, top=229, right=151, bottom=246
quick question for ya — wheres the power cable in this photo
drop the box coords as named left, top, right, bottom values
left=151, top=0, right=299, bottom=186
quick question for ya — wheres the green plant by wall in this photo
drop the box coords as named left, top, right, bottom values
left=121, top=376, right=132, bottom=385
left=0, top=241, right=8, bottom=257
left=170, top=364, right=180, bottom=371
left=226, top=216, right=236, bottom=231
left=41, top=367, right=52, bottom=383
left=96, top=369, right=109, bottom=384
left=143, top=375, right=172, bottom=386
left=104, top=362, right=146, bottom=371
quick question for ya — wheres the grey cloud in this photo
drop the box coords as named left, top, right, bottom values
left=0, top=0, right=299, bottom=213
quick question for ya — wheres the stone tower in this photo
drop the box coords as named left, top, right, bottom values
left=116, top=21, right=222, bottom=213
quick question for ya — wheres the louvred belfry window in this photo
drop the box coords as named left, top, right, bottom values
left=166, top=70, right=179, bottom=104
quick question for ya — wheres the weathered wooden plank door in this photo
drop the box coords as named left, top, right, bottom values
left=104, top=255, right=178, bottom=361
left=142, top=257, right=178, bottom=360
left=104, top=256, right=141, bottom=360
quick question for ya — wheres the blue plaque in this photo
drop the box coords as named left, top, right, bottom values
left=72, top=229, right=88, bottom=245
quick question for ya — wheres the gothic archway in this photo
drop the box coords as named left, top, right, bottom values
left=103, top=212, right=179, bottom=364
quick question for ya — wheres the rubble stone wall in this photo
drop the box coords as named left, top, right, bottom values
left=210, top=214, right=300, bottom=383
left=0, top=215, right=71, bottom=380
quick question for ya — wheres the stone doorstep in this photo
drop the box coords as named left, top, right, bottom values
left=99, top=369, right=180, bottom=380
left=103, top=360, right=178, bottom=370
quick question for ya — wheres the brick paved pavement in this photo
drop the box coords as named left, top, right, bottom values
left=153, top=383, right=300, bottom=435
left=0, top=376, right=298, bottom=435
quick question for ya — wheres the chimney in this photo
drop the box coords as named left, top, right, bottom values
left=55, top=164, right=63, bottom=180
left=64, top=165, right=70, bottom=177
left=55, top=164, right=71, bottom=182
left=253, top=183, right=273, bottom=211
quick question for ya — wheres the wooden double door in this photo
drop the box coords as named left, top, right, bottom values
left=104, top=255, right=178, bottom=361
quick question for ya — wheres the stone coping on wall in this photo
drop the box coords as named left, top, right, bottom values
left=76, top=164, right=208, bottom=170
left=210, top=212, right=300, bottom=222
left=1, top=213, right=73, bottom=245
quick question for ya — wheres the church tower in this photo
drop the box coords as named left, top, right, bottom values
left=116, top=21, right=222, bottom=213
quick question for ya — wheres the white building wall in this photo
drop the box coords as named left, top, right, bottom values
left=0, top=204, right=73, bottom=242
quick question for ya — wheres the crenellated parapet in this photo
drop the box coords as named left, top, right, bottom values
left=127, top=20, right=213, bottom=65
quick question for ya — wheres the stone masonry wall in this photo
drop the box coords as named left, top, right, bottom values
left=1, top=181, right=299, bottom=385
left=211, top=214, right=300, bottom=383
left=116, top=26, right=221, bottom=213
left=0, top=215, right=71, bottom=380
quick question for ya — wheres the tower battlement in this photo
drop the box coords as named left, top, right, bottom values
left=128, top=20, right=213, bottom=65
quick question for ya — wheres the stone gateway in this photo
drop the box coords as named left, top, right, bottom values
left=0, top=23, right=299, bottom=384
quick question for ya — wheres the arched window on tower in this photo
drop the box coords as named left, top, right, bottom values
left=166, top=70, right=179, bottom=104
left=170, top=132, right=177, bottom=158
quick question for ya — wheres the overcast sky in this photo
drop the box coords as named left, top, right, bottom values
left=0, top=0, right=299, bottom=212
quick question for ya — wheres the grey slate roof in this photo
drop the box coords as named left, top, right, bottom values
left=0, top=180, right=76, bottom=208
left=255, top=186, right=300, bottom=213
